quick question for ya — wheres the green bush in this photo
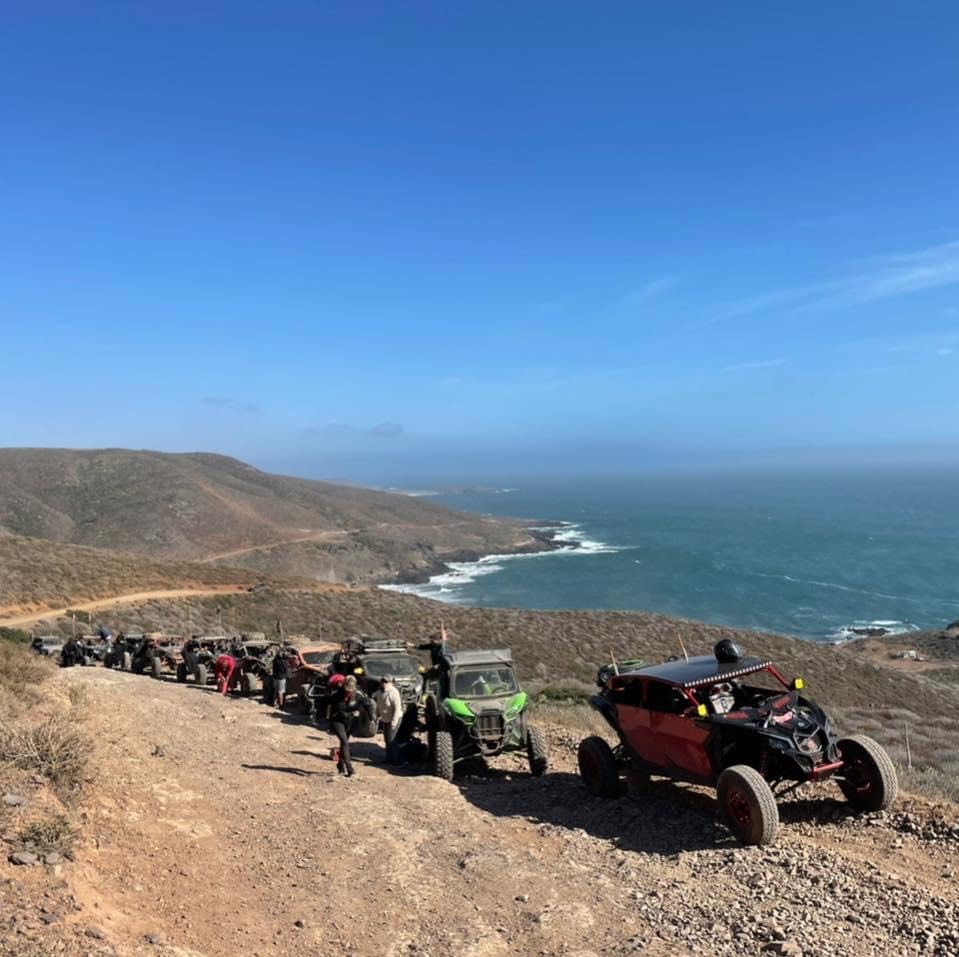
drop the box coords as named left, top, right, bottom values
left=0, top=627, right=30, bottom=644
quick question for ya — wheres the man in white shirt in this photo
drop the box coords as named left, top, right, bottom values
left=375, top=675, right=404, bottom=764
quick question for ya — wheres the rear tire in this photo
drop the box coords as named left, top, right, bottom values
left=837, top=735, right=898, bottom=812
left=433, top=730, right=454, bottom=781
left=526, top=726, right=548, bottom=777
left=240, top=672, right=260, bottom=697
left=194, top=663, right=208, bottom=686
left=717, top=765, right=779, bottom=846
left=577, top=736, right=620, bottom=797
left=176, top=662, right=187, bottom=683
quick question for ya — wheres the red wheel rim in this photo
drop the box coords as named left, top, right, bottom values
left=726, top=788, right=752, bottom=829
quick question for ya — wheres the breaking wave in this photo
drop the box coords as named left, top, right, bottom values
left=380, top=522, right=626, bottom=603
left=830, top=620, right=922, bottom=643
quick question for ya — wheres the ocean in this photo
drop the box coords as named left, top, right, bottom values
left=382, top=469, right=959, bottom=642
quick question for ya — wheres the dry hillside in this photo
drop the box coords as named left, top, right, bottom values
left=0, top=449, right=539, bottom=583
left=0, top=535, right=311, bottom=616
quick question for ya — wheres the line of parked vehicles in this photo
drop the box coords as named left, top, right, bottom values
left=31, top=630, right=898, bottom=846
left=32, top=629, right=550, bottom=785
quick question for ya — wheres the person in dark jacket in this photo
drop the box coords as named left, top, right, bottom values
left=271, top=646, right=298, bottom=710
left=327, top=675, right=369, bottom=777
left=411, top=633, right=453, bottom=697
left=61, top=637, right=79, bottom=668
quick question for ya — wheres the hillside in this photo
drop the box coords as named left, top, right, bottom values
left=0, top=448, right=540, bottom=583
left=0, top=534, right=325, bottom=620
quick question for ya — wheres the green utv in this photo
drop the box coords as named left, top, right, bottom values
left=423, top=649, right=548, bottom=780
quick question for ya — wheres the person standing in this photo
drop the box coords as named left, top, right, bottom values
left=327, top=675, right=367, bottom=777
left=375, top=675, right=404, bottom=764
left=271, top=646, right=297, bottom=709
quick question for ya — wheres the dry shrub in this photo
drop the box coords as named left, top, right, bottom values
left=0, top=642, right=54, bottom=700
left=67, top=683, right=89, bottom=709
left=0, top=714, right=92, bottom=797
left=19, top=814, right=76, bottom=855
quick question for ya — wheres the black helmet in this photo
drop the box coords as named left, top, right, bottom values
left=714, top=639, right=742, bottom=664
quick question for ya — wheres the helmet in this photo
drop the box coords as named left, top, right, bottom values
left=714, top=639, right=742, bottom=664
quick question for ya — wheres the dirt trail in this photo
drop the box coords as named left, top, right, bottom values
left=198, top=532, right=349, bottom=563
left=197, top=519, right=526, bottom=564
left=6, top=668, right=958, bottom=957
left=0, top=587, right=251, bottom=627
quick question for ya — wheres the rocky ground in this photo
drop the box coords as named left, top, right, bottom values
left=2, top=667, right=958, bottom=957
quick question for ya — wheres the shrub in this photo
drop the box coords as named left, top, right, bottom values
left=0, top=714, right=92, bottom=797
left=19, top=815, right=76, bottom=856
left=0, top=627, right=30, bottom=644
left=0, top=642, right=53, bottom=701
left=533, top=685, right=591, bottom=704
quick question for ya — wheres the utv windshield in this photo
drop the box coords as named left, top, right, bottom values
left=362, top=654, right=418, bottom=678
left=452, top=667, right=518, bottom=698
left=302, top=651, right=335, bottom=665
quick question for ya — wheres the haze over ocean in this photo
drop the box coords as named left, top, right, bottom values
left=384, top=468, right=959, bottom=642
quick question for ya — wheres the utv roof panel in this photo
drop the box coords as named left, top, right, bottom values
left=447, top=649, right=513, bottom=667
left=629, top=655, right=772, bottom=688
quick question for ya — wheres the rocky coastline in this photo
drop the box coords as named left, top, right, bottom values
left=384, top=523, right=575, bottom=587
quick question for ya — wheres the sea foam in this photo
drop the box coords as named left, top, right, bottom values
left=380, top=522, right=624, bottom=603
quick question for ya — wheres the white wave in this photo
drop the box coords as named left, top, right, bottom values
left=379, top=521, right=627, bottom=603
left=829, top=620, right=921, bottom=643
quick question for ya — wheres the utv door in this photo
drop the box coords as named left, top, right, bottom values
left=644, top=680, right=712, bottom=780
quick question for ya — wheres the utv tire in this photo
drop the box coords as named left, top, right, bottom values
left=837, top=735, right=898, bottom=812
left=240, top=672, right=260, bottom=697
left=151, top=657, right=163, bottom=680
left=433, top=730, right=454, bottom=781
left=122, top=652, right=133, bottom=672
left=526, top=726, right=549, bottom=777
left=194, top=664, right=208, bottom=686
left=717, top=765, right=779, bottom=846
left=577, top=736, right=620, bottom=797
left=176, top=662, right=188, bottom=683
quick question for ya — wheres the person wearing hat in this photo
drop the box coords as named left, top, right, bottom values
left=374, top=674, right=404, bottom=764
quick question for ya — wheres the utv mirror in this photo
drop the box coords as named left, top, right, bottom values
left=792, top=677, right=804, bottom=690
left=354, top=667, right=364, bottom=675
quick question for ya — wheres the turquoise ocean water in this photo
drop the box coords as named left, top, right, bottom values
left=382, top=469, right=959, bottom=642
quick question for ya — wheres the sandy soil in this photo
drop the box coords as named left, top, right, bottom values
left=3, top=668, right=958, bottom=957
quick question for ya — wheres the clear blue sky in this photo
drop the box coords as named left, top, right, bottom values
left=3, top=2, right=958, bottom=481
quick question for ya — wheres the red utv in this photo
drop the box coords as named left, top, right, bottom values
left=579, top=640, right=897, bottom=845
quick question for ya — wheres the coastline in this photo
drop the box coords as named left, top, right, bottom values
left=379, top=520, right=619, bottom=601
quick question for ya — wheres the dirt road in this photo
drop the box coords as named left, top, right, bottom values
left=0, top=587, right=252, bottom=628
left=6, top=668, right=958, bottom=957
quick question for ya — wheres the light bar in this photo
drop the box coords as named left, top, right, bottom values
left=682, top=660, right=773, bottom=689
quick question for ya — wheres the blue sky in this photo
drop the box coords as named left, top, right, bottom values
left=2, top=1, right=959, bottom=481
